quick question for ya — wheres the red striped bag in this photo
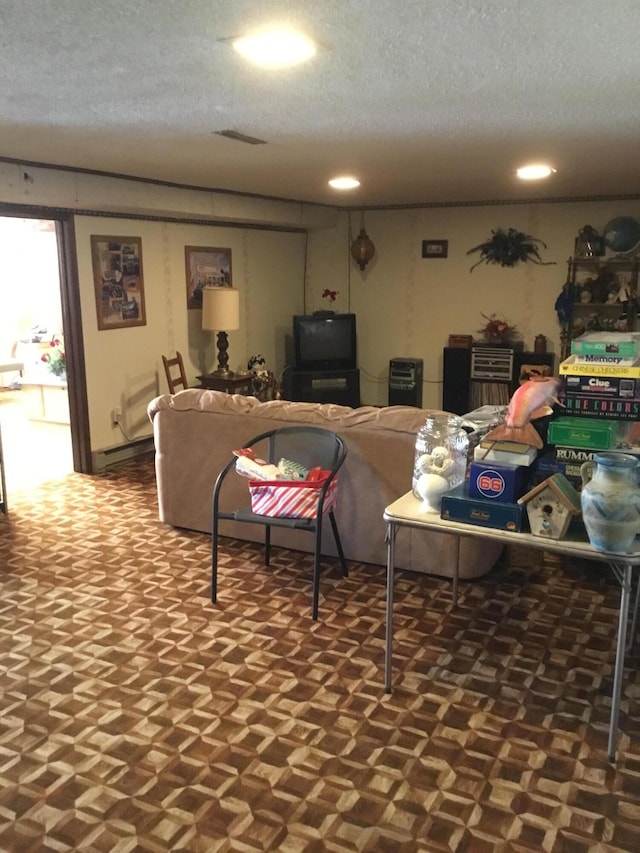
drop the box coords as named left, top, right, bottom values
left=248, top=472, right=338, bottom=519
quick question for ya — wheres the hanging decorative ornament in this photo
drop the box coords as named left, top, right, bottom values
left=350, top=226, right=376, bottom=271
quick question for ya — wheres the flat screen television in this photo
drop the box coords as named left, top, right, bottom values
left=293, top=312, right=357, bottom=371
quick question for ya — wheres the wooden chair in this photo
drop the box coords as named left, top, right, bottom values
left=211, top=426, right=348, bottom=620
left=162, top=351, right=188, bottom=394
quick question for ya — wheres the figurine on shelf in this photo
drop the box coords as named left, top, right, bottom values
left=575, top=225, right=604, bottom=258
left=247, top=354, right=277, bottom=402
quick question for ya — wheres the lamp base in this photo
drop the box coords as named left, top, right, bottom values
left=215, top=331, right=231, bottom=374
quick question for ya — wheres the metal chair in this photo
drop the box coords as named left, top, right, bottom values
left=211, top=426, right=348, bottom=620
left=162, top=351, right=188, bottom=394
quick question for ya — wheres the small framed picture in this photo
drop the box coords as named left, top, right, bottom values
left=91, top=235, right=146, bottom=330
left=185, top=246, right=232, bottom=309
left=422, top=239, right=448, bottom=259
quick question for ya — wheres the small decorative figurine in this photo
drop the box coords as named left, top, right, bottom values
left=575, top=225, right=604, bottom=258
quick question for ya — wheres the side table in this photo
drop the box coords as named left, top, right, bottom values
left=383, top=491, right=640, bottom=761
left=196, top=372, right=253, bottom=395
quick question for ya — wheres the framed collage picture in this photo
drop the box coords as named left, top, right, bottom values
left=91, top=235, right=146, bottom=330
left=185, top=246, right=232, bottom=309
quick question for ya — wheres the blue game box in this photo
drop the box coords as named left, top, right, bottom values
left=441, top=483, right=526, bottom=532
left=468, top=461, right=530, bottom=503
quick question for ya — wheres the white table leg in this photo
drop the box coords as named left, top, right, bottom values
left=384, top=521, right=397, bottom=693
left=628, top=572, right=640, bottom=655
left=452, top=533, right=460, bottom=607
left=608, top=562, right=632, bottom=761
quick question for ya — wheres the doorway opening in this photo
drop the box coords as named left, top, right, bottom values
left=0, top=216, right=73, bottom=493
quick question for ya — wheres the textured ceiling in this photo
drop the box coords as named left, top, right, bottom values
left=2, top=0, right=640, bottom=208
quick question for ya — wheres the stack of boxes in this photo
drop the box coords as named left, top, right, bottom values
left=533, top=332, right=640, bottom=492
left=439, top=331, right=640, bottom=534
left=441, top=436, right=539, bottom=532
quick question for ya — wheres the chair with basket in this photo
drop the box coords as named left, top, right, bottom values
left=211, top=425, right=348, bottom=620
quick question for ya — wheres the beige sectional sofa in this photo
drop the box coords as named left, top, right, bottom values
left=147, top=389, right=502, bottom=579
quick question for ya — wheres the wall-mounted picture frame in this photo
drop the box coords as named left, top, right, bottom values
left=185, top=246, right=232, bottom=309
left=422, top=239, right=448, bottom=259
left=91, top=235, right=146, bottom=330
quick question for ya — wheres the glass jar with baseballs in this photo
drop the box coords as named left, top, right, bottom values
left=412, top=414, right=469, bottom=512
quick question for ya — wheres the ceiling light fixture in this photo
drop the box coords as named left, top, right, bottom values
left=329, top=177, right=360, bottom=190
left=232, top=29, right=316, bottom=68
left=516, top=164, right=556, bottom=180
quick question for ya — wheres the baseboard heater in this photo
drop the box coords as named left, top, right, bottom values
left=92, top=436, right=154, bottom=472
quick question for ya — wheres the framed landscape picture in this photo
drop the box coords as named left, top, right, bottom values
left=91, top=235, right=146, bottom=330
left=185, top=246, right=232, bottom=309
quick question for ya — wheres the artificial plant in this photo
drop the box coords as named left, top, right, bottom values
left=467, top=227, right=556, bottom=272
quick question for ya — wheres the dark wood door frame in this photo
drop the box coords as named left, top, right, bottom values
left=0, top=205, right=92, bottom=474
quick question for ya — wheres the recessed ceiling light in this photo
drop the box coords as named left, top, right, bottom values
left=232, top=29, right=316, bottom=68
left=516, top=164, right=556, bottom=180
left=329, top=176, right=360, bottom=190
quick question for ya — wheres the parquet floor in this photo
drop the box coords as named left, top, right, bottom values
left=0, top=457, right=639, bottom=852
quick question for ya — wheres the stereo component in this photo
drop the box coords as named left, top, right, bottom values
left=388, top=358, right=423, bottom=407
left=470, top=346, right=514, bottom=381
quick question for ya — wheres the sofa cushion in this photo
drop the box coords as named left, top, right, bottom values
left=147, top=389, right=436, bottom=435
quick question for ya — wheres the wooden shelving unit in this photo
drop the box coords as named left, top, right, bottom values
left=561, top=256, right=639, bottom=360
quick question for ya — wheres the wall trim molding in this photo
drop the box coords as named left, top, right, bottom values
left=2, top=155, right=638, bottom=214
left=349, top=193, right=640, bottom=212
left=0, top=202, right=305, bottom=233
left=0, top=155, right=332, bottom=212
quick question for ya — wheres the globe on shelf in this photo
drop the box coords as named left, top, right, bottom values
left=603, top=216, right=640, bottom=254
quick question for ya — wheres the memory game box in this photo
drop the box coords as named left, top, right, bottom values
left=441, top=483, right=526, bottom=532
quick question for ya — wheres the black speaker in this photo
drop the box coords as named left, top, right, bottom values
left=442, top=347, right=471, bottom=415
left=512, top=351, right=555, bottom=391
left=388, top=358, right=423, bottom=407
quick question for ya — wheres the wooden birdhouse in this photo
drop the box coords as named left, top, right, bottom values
left=517, top=473, right=582, bottom=540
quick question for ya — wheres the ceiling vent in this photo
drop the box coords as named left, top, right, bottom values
left=214, top=130, right=267, bottom=145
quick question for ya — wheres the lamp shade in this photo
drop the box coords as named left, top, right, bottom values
left=202, top=287, right=240, bottom=331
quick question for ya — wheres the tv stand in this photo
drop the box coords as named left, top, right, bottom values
left=283, top=368, right=361, bottom=408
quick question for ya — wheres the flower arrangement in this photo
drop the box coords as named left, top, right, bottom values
left=477, top=313, right=516, bottom=343
left=41, top=337, right=66, bottom=377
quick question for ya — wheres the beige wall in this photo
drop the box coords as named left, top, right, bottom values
left=73, top=217, right=306, bottom=451
left=1, top=162, right=638, bottom=448
left=305, top=201, right=640, bottom=408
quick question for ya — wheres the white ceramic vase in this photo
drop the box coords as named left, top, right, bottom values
left=580, top=452, right=640, bottom=554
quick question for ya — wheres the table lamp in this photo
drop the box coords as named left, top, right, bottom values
left=202, top=287, right=240, bottom=375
